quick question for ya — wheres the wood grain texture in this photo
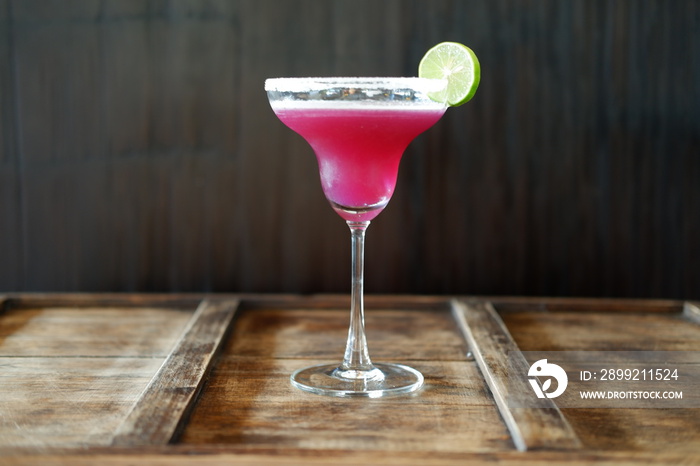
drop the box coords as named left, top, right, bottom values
left=0, top=306, right=192, bottom=356
left=0, top=299, right=194, bottom=448
left=2, top=294, right=700, bottom=464
left=179, top=303, right=514, bottom=453
left=0, top=1, right=698, bottom=299
left=224, top=307, right=469, bottom=361
left=2, top=448, right=699, bottom=466
left=180, top=358, right=513, bottom=453
left=499, top=306, right=700, bottom=352
left=0, top=357, right=164, bottom=448
left=561, top=408, right=700, bottom=453
left=498, top=299, right=700, bottom=453
left=112, top=298, right=240, bottom=446
left=452, top=299, right=581, bottom=451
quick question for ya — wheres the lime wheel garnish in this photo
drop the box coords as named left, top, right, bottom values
left=419, top=42, right=481, bottom=106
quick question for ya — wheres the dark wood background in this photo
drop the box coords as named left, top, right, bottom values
left=0, top=0, right=698, bottom=298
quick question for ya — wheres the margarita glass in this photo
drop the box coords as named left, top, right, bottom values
left=265, top=77, right=447, bottom=397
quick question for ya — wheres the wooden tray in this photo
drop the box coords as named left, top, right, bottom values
left=0, top=293, right=699, bottom=465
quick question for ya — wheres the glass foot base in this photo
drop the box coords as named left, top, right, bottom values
left=290, top=363, right=424, bottom=398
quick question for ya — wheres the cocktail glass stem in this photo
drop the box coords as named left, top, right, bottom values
left=341, top=221, right=374, bottom=374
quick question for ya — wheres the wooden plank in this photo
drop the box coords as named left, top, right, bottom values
left=179, top=358, right=513, bottom=452
left=0, top=358, right=164, bottom=448
left=683, top=301, right=700, bottom=324
left=500, top=308, right=700, bottom=352
left=499, top=299, right=700, bottom=452
left=0, top=297, right=197, bottom=449
left=490, top=296, right=682, bottom=314
left=2, top=294, right=700, bottom=463
left=561, top=408, right=700, bottom=453
left=225, top=306, right=469, bottom=361
left=237, top=293, right=451, bottom=311
left=0, top=306, right=193, bottom=357
left=0, top=0, right=22, bottom=291
left=111, top=298, right=240, bottom=446
left=1, top=293, right=203, bottom=310
left=451, top=299, right=582, bottom=452
left=2, top=447, right=700, bottom=466
left=180, top=301, right=512, bottom=453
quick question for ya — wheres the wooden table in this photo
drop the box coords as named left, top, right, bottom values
left=0, top=293, right=698, bottom=465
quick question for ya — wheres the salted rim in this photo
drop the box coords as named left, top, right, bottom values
left=268, top=100, right=449, bottom=110
left=264, top=77, right=447, bottom=94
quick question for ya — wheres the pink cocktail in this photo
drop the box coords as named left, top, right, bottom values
left=271, top=104, right=446, bottom=221
left=266, top=77, right=447, bottom=397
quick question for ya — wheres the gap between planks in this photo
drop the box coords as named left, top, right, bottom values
left=111, top=298, right=240, bottom=446
left=451, top=299, right=582, bottom=452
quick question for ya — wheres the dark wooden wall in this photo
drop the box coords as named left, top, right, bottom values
left=1, top=0, right=698, bottom=298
